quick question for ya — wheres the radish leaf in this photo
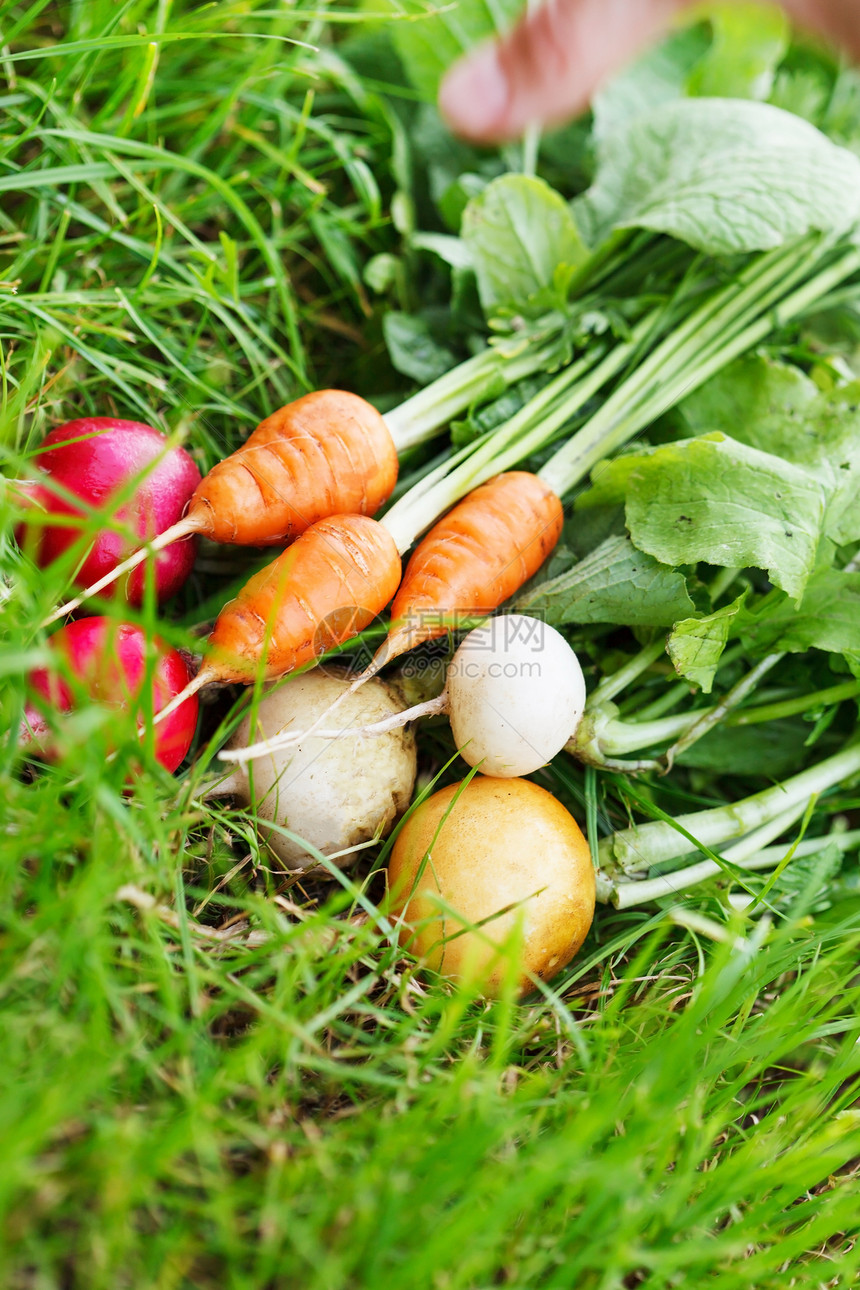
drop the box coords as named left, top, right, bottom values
left=462, top=175, right=589, bottom=312
left=668, top=591, right=748, bottom=693
left=740, top=569, right=860, bottom=656
left=678, top=361, right=860, bottom=544
left=516, top=534, right=694, bottom=628
left=577, top=99, right=860, bottom=254
left=383, top=313, right=457, bottom=383
left=620, top=434, right=827, bottom=601
left=592, top=24, right=711, bottom=143
left=674, top=354, right=819, bottom=443
left=687, top=4, right=789, bottom=101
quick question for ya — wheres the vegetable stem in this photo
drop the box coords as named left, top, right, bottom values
left=590, top=638, right=666, bottom=706
left=382, top=302, right=675, bottom=552
left=626, top=681, right=691, bottom=723
left=383, top=337, right=559, bottom=453
left=582, top=675, right=860, bottom=760
left=606, top=803, right=813, bottom=909
left=382, top=340, right=617, bottom=552
left=730, top=678, right=860, bottom=726
left=602, top=739, right=860, bottom=875
left=663, top=653, right=783, bottom=769
left=709, top=567, right=740, bottom=603
left=539, top=237, right=859, bottom=498
left=383, top=237, right=860, bottom=558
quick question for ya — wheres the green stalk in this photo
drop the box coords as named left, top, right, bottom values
left=589, top=639, right=667, bottom=707
left=539, top=236, right=856, bottom=497
left=382, top=232, right=670, bottom=456
left=540, top=242, right=816, bottom=496
left=603, top=803, right=817, bottom=908
left=383, top=338, right=558, bottom=453
left=577, top=675, right=860, bottom=761
left=627, top=681, right=697, bottom=723
left=602, top=740, right=860, bottom=875
left=381, top=311, right=661, bottom=552
left=385, top=237, right=860, bottom=556
left=663, top=653, right=783, bottom=769
left=730, top=678, right=860, bottom=726
left=709, top=567, right=740, bottom=603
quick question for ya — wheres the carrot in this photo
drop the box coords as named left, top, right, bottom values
left=222, top=473, right=564, bottom=764
left=154, top=514, right=401, bottom=722
left=378, top=472, right=564, bottom=667
left=44, top=390, right=398, bottom=625
left=194, top=391, right=398, bottom=546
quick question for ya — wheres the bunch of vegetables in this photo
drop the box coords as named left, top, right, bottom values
left=11, top=7, right=860, bottom=997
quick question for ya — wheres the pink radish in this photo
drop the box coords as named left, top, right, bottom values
left=23, top=617, right=199, bottom=772
left=18, top=418, right=201, bottom=609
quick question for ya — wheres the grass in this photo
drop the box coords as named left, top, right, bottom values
left=3, top=2, right=860, bottom=1286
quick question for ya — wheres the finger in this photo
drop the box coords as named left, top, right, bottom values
left=788, top=0, right=860, bottom=59
left=438, top=0, right=689, bottom=143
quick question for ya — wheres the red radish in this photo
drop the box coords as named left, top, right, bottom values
left=23, top=617, right=199, bottom=772
left=18, top=418, right=201, bottom=608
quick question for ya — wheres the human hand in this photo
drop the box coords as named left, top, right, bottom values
left=438, top=0, right=860, bottom=143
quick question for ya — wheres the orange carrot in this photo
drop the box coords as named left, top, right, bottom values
left=378, top=472, right=563, bottom=666
left=154, top=514, right=401, bottom=722
left=193, top=390, right=398, bottom=546
left=45, top=390, right=398, bottom=625
left=219, top=472, right=564, bottom=764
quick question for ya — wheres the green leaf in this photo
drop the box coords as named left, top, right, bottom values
left=562, top=503, right=628, bottom=561
left=769, top=67, right=832, bottom=126
left=383, top=312, right=456, bottom=383
left=592, top=24, right=711, bottom=142
left=739, top=569, right=860, bottom=656
left=575, top=445, right=657, bottom=512
left=667, top=592, right=748, bottom=693
left=824, top=67, right=860, bottom=157
left=621, top=434, right=828, bottom=601
left=389, top=0, right=521, bottom=99
left=593, top=7, right=789, bottom=145
left=687, top=4, right=790, bottom=101
left=675, top=717, right=809, bottom=777
left=576, top=98, right=860, bottom=254
left=779, top=383, right=860, bottom=546
left=364, top=253, right=400, bottom=294
left=681, top=363, right=860, bottom=545
left=461, top=175, right=590, bottom=313
left=410, top=105, right=503, bottom=215
left=439, top=173, right=488, bottom=233
left=411, top=232, right=474, bottom=271
left=451, top=374, right=549, bottom=449
left=515, top=534, right=695, bottom=628
left=676, top=354, right=819, bottom=444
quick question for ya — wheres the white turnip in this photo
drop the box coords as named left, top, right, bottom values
left=217, top=668, right=417, bottom=872
left=444, top=614, right=586, bottom=776
left=222, top=614, right=586, bottom=779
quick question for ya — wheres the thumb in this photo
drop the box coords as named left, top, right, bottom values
left=438, top=0, right=691, bottom=143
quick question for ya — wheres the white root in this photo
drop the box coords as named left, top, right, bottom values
left=219, top=692, right=445, bottom=763
left=41, top=515, right=198, bottom=628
